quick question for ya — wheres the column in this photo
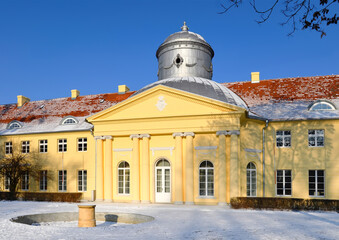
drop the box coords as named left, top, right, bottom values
left=216, top=131, right=227, bottom=206
left=104, top=136, right=113, bottom=202
left=184, top=132, right=194, bottom=205
left=226, top=135, right=231, bottom=203
left=95, top=136, right=104, bottom=201
left=230, top=131, right=240, bottom=200
left=173, top=132, right=184, bottom=204
left=130, top=134, right=140, bottom=203
left=140, top=134, right=150, bottom=203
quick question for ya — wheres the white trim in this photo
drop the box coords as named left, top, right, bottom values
left=113, top=148, right=133, bottom=152
left=150, top=147, right=174, bottom=156
left=244, top=148, right=262, bottom=153
left=195, top=146, right=217, bottom=150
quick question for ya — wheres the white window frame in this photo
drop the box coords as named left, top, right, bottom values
left=276, top=170, right=292, bottom=196
left=276, top=130, right=291, bottom=148
left=40, top=170, right=47, bottom=191
left=118, top=162, right=130, bottom=195
left=77, top=138, right=87, bottom=152
left=78, top=170, right=87, bottom=192
left=21, top=141, right=30, bottom=153
left=308, top=129, right=324, bottom=147
left=21, top=171, right=29, bottom=191
left=4, top=173, right=10, bottom=191
left=199, top=161, right=214, bottom=197
left=58, top=139, right=67, bottom=152
left=61, top=117, right=78, bottom=125
left=309, top=170, right=325, bottom=197
left=246, top=162, right=256, bottom=197
left=39, top=140, right=48, bottom=153
left=58, top=170, right=67, bottom=192
left=5, top=142, right=12, bottom=154
left=309, top=101, right=336, bottom=111
left=7, top=121, right=22, bottom=129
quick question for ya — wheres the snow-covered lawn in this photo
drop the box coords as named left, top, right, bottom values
left=0, top=201, right=338, bottom=240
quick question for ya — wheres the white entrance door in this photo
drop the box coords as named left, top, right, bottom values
left=155, top=159, right=171, bottom=203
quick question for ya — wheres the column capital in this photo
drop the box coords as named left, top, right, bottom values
left=183, top=132, right=195, bottom=137
left=216, top=130, right=240, bottom=136
left=172, top=132, right=184, bottom=137
left=130, top=134, right=141, bottom=139
left=94, top=136, right=105, bottom=140
left=140, top=134, right=150, bottom=138
left=216, top=130, right=228, bottom=136
left=104, top=135, right=113, bottom=140
left=229, top=130, right=240, bottom=136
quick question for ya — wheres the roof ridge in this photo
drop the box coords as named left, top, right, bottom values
left=224, top=74, right=339, bottom=84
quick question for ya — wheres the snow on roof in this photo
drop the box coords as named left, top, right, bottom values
left=0, top=91, right=134, bottom=135
left=224, top=75, right=339, bottom=120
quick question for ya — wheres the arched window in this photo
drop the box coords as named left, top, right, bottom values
left=156, top=159, right=170, bottom=167
left=7, top=121, right=22, bottom=130
left=118, top=161, right=130, bottom=194
left=246, top=162, right=256, bottom=197
left=199, top=161, right=214, bottom=197
left=61, top=117, right=78, bottom=125
left=309, top=101, right=336, bottom=111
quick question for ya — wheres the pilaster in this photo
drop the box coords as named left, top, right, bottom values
left=173, top=132, right=184, bottom=204
left=140, top=134, right=150, bottom=203
left=184, top=132, right=194, bottom=205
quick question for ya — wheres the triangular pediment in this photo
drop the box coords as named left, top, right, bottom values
left=87, top=85, right=245, bottom=122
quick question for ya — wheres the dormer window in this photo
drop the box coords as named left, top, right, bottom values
left=7, top=121, right=22, bottom=130
left=60, top=117, right=78, bottom=125
left=309, top=100, right=336, bottom=111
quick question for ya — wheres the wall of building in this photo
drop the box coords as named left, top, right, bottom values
left=0, top=131, right=95, bottom=200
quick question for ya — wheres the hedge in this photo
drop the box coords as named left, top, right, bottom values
left=230, top=197, right=339, bottom=211
left=0, top=191, right=82, bottom=202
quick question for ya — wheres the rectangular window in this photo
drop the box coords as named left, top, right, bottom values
left=40, top=170, right=47, bottom=191
left=21, top=171, right=29, bottom=190
left=276, top=170, right=292, bottom=196
left=58, top=139, right=67, bottom=152
left=5, top=142, right=12, bottom=154
left=58, top=170, right=67, bottom=191
left=308, top=129, right=324, bottom=147
left=309, top=170, right=325, bottom=197
left=22, top=141, right=30, bottom=153
left=39, top=140, right=48, bottom=153
left=4, top=173, right=10, bottom=190
left=78, top=138, right=87, bottom=152
left=78, top=170, right=87, bottom=192
left=276, top=130, right=291, bottom=147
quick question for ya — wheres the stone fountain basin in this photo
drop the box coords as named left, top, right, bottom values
left=11, top=212, right=154, bottom=226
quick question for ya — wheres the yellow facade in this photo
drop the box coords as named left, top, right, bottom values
left=1, top=23, right=338, bottom=204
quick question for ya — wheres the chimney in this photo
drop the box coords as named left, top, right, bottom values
left=17, top=95, right=30, bottom=107
left=71, top=89, right=80, bottom=99
left=118, top=85, right=130, bottom=94
left=251, top=72, right=260, bottom=83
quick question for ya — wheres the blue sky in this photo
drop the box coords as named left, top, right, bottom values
left=0, top=0, right=338, bottom=104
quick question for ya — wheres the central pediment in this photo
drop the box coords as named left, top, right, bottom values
left=87, top=85, right=246, bottom=123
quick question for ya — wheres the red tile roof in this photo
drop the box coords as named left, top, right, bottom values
left=223, top=75, right=339, bottom=107
left=0, top=92, right=135, bottom=124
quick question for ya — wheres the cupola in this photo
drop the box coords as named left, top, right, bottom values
left=156, top=22, right=214, bottom=80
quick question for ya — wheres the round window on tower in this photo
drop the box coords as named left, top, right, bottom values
left=173, top=54, right=183, bottom=68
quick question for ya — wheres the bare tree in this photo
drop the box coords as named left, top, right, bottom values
left=219, top=0, right=339, bottom=37
left=0, top=148, right=44, bottom=200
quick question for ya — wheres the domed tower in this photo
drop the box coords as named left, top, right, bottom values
left=156, top=22, right=214, bottom=80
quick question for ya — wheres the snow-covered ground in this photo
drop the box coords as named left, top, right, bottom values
left=0, top=201, right=338, bottom=240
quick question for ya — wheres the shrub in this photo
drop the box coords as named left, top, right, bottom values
left=230, top=197, right=339, bottom=211
left=0, top=191, right=82, bottom=202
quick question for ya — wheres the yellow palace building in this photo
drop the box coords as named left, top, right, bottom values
left=1, top=23, right=338, bottom=204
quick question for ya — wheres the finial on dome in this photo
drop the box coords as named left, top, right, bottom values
left=181, top=21, right=189, bottom=32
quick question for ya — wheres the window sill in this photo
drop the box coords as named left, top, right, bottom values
left=197, top=196, right=216, bottom=199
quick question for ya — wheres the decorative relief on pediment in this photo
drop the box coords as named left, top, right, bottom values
left=156, top=96, right=167, bottom=111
